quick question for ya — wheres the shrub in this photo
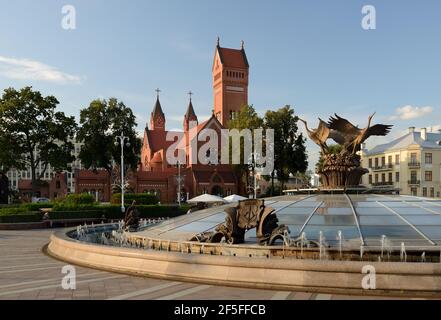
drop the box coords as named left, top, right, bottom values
left=111, top=193, right=159, bottom=205
left=64, top=193, right=95, bottom=206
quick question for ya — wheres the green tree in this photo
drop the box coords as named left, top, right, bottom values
left=0, top=87, right=77, bottom=196
left=77, top=98, right=141, bottom=176
left=228, top=104, right=264, bottom=195
left=264, top=105, right=308, bottom=195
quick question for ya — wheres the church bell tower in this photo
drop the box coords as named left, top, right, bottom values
left=212, top=38, right=249, bottom=126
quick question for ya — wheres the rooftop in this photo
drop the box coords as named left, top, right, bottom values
left=366, top=128, right=441, bottom=155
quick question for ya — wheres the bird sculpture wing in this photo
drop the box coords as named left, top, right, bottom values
left=328, top=114, right=359, bottom=137
left=365, top=124, right=393, bottom=137
left=315, top=119, right=331, bottom=143
left=328, top=129, right=347, bottom=145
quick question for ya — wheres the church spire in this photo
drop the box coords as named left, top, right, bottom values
left=150, top=89, right=165, bottom=130
left=184, top=91, right=198, bottom=131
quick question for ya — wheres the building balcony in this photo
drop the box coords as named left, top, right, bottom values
left=371, top=164, right=394, bottom=172
left=372, top=182, right=394, bottom=187
left=408, top=180, right=421, bottom=186
left=408, top=162, right=421, bottom=168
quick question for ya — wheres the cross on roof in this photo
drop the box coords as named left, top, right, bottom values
left=188, top=91, right=193, bottom=101
left=155, top=88, right=161, bottom=98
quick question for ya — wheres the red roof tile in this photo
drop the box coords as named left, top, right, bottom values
left=217, top=46, right=249, bottom=69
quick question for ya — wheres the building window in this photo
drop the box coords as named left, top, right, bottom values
left=410, top=152, right=417, bottom=164
left=368, top=175, right=372, bottom=184
left=395, top=154, right=400, bottom=165
left=423, top=187, right=427, bottom=197
left=410, top=171, right=417, bottom=182
left=374, top=174, right=378, bottom=183
left=381, top=173, right=386, bottom=182
left=388, top=155, right=392, bottom=165
left=425, top=171, right=432, bottom=182
left=368, top=158, right=372, bottom=168
left=430, top=188, right=435, bottom=198
left=56, top=181, right=60, bottom=189
left=388, top=172, right=393, bottom=183
left=381, top=157, right=386, bottom=167
left=375, top=158, right=379, bottom=168
left=425, top=153, right=432, bottom=164
left=395, top=172, right=400, bottom=182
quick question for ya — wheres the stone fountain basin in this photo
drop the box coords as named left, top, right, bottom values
left=47, top=228, right=441, bottom=297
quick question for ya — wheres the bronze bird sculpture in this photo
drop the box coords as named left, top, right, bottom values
left=299, top=118, right=346, bottom=153
left=328, top=113, right=393, bottom=154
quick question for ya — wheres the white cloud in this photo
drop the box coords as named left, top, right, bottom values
left=0, top=55, right=81, bottom=84
left=389, top=105, right=433, bottom=120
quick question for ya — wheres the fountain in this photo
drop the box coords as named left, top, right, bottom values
left=299, top=232, right=307, bottom=258
left=400, top=242, right=407, bottom=262
left=380, top=235, right=386, bottom=260
left=337, top=230, right=343, bottom=259
left=319, top=231, right=326, bottom=260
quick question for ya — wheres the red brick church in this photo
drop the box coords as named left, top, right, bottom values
left=75, top=39, right=249, bottom=203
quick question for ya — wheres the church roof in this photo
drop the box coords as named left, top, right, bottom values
left=151, top=151, right=163, bottom=163
left=216, top=45, right=249, bottom=69
left=144, top=129, right=179, bottom=154
left=152, top=97, right=164, bottom=119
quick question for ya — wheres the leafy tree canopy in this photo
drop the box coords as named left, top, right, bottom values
left=0, top=86, right=77, bottom=194
left=77, top=98, right=141, bottom=174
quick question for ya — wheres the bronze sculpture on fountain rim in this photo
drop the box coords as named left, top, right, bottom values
left=299, top=113, right=393, bottom=189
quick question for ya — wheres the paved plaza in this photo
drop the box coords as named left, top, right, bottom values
left=0, top=229, right=425, bottom=300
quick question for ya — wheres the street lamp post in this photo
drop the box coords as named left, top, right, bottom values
left=176, top=161, right=185, bottom=206
left=177, top=161, right=181, bottom=206
left=115, top=132, right=130, bottom=213
left=248, top=152, right=259, bottom=199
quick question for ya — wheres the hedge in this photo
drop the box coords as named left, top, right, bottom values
left=0, top=212, right=43, bottom=223
left=48, top=205, right=188, bottom=220
left=0, top=207, right=30, bottom=215
left=22, top=203, right=54, bottom=211
left=111, top=193, right=159, bottom=205
left=0, top=204, right=189, bottom=223
left=52, top=204, right=98, bottom=212
left=48, top=210, right=103, bottom=220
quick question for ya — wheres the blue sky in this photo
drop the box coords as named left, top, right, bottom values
left=0, top=0, right=440, bottom=169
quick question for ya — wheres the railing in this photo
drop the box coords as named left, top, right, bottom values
left=408, top=180, right=421, bottom=185
left=408, top=162, right=421, bottom=168
left=371, top=164, right=394, bottom=171
left=372, top=182, right=394, bottom=186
